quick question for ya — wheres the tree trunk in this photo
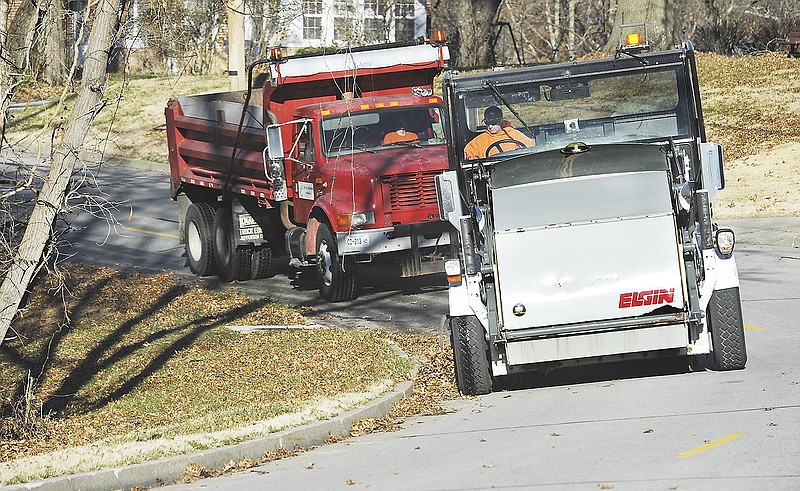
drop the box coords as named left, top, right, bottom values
left=432, top=0, right=502, bottom=68
left=44, top=0, right=68, bottom=86
left=0, top=0, right=121, bottom=346
left=5, top=0, right=42, bottom=72
left=0, top=0, right=11, bottom=140
left=603, top=0, right=678, bottom=52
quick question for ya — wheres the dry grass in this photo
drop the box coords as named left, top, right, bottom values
left=0, top=264, right=416, bottom=483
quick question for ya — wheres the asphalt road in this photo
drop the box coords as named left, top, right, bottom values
left=14, top=159, right=800, bottom=490
left=58, top=161, right=449, bottom=332
left=154, top=243, right=800, bottom=490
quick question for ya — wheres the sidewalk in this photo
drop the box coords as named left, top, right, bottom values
left=719, top=217, right=800, bottom=249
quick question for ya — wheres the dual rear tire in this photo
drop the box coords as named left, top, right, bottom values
left=184, top=202, right=276, bottom=282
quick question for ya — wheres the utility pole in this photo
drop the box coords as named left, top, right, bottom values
left=227, top=0, right=246, bottom=91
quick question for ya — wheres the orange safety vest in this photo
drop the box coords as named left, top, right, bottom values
left=464, top=127, right=533, bottom=159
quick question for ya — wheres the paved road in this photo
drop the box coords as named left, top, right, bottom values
left=7, top=158, right=799, bottom=490
left=153, top=243, right=800, bottom=491
left=56, top=161, right=449, bottom=332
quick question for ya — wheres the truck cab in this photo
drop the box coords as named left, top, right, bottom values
left=436, top=28, right=747, bottom=395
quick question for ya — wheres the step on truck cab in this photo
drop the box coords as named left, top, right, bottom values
left=435, top=25, right=747, bottom=395
left=166, top=35, right=451, bottom=301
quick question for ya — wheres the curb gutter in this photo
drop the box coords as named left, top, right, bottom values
left=6, top=380, right=413, bottom=491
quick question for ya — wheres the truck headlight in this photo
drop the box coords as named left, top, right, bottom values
left=715, top=228, right=735, bottom=257
left=336, top=211, right=375, bottom=229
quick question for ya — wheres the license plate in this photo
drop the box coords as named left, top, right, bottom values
left=345, top=235, right=369, bottom=248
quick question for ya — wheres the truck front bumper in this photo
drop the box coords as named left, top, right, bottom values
left=336, top=222, right=450, bottom=255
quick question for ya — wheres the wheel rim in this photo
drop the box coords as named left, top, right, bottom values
left=187, top=221, right=203, bottom=262
left=318, top=239, right=333, bottom=287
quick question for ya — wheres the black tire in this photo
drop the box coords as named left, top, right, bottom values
left=250, top=245, right=276, bottom=279
left=184, top=202, right=217, bottom=276
left=316, top=223, right=357, bottom=302
left=213, top=206, right=252, bottom=282
left=708, top=287, right=747, bottom=371
left=450, top=315, right=493, bottom=396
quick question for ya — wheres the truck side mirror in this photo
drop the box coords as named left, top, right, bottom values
left=267, top=125, right=284, bottom=160
left=699, top=142, right=725, bottom=202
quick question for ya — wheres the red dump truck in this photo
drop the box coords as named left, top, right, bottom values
left=166, top=37, right=451, bottom=301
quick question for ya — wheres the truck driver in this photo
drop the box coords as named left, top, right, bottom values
left=464, top=106, right=533, bottom=159
left=382, top=117, right=420, bottom=145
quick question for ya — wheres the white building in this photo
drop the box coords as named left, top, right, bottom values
left=274, top=0, right=430, bottom=51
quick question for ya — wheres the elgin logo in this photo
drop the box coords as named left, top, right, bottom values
left=619, top=288, right=675, bottom=309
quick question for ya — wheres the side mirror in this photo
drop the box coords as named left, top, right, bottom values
left=700, top=142, right=725, bottom=202
left=267, top=125, right=284, bottom=160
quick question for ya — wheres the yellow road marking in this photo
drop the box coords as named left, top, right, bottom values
left=123, top=226, right=179, bottom=239
left=675, top=432, right=747, bottom=459
left=744, top=323, right=763, bottom=331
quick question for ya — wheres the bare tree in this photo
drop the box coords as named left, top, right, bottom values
left=0, top=0, right=123, bottom=346
left=44, top=0, right=68, bottom=85
left=0, top=0, right=12, bottom=140
left=604, top=0, right=679, bottom=52
left=432, top=0, right=502, bottom=68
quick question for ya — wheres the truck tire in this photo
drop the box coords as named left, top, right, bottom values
left=185, top=202, right=217, bottom=276
left=250, top=245, right=276, bottom=280
left=316, top=223, right=357, bottom=302
left=450, top=315, right=493, bottom=396
left=708, top=287, right=747, bottom=371
left=213, top=206, right=252, bottom=282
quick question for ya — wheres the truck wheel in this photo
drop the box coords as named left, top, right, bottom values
left=185, top=202, right=217, bottom=276
left=450, top=315, right=493, bottom=396
left=316, top=224, right=357, bottom=302
left=250, top=245, right=276, bottom=279
left=213, top=206, right=252, bottom=282
left=708, top=287, right=747, bottom=371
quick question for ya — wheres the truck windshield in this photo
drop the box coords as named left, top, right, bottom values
left=321, top=106, right=446, bottom=158
left=458, top=68, right=687, bottom=161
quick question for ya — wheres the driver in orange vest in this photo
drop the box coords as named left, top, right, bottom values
left=382, top=117, right=419, bottom=145
left=464, top=106, right=533, bottom=160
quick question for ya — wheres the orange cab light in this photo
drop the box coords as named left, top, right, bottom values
left=360, top=104, right=370, bottom=110
left=625, top=33, right=641, bottom=46
left=433, top=30, right=446, bottom=42
left=269, top=47, right=284, bottom=61
left=336, top=214, right=351, bottom=228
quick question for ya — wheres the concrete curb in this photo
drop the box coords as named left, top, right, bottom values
left=6, top=380, right=413, bottom=491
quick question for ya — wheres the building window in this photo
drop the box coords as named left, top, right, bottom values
left=303, top=0, right=322, bottom=40
left=364, top=17, right=385, bottom=43
left=394, top=0, right=415, bottom=41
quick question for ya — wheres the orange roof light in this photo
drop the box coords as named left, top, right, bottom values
left=269, top=47, right=284, bottom=62
left=433, top=30, right=446, bottom=43
left=625, top=33, right=641, bottom=46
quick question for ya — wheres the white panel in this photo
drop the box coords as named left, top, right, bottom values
left=505, top=324, right=688, bottom=365
left=494, top=214, right=685, bottom=329
left=271, top=45, right=450, bottom=80
left=492, top=171, right=673, bottom=232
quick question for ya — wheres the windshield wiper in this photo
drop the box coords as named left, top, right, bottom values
left=482, top=80, right=536, bottom=135
left=391, top=141, right=422, bottom=148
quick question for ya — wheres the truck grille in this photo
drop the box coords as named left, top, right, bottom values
left=382, top=171, right=440, bottom=210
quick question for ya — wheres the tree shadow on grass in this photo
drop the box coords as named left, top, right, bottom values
left=1, top=266, right=279, bottom=422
